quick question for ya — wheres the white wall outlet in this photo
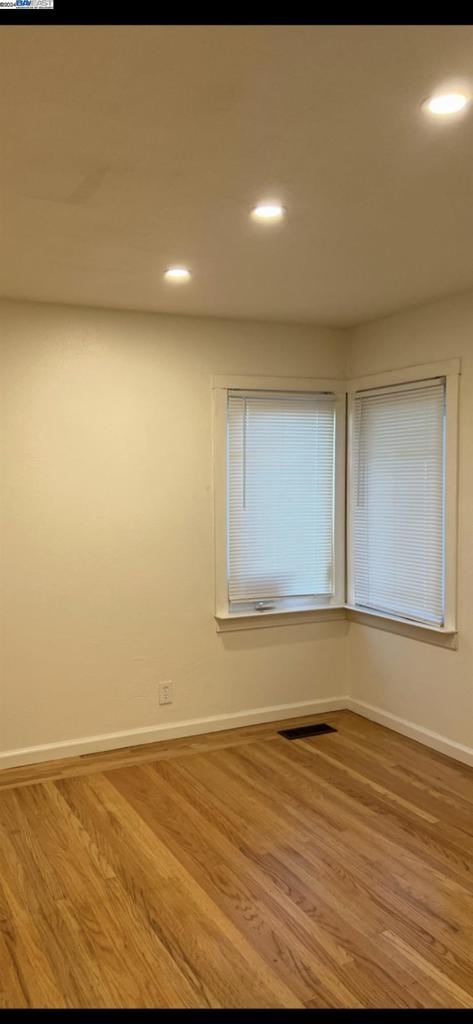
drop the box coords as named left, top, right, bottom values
left=158, top=680, right=173, bottom=705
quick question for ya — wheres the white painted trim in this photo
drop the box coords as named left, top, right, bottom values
left=348, top=358, right=461, bottom=394
left=216, top=607, right=346, bottom=632
left=333, top=391, right=347, bottom=606
left=0, top=697, right=349, bottom=771
left=2, top=695, right=472, bottom=773
left=346, top=606, right=457, bottom=647
left=213, top=385, right=229, bottom=618
left=346, top=698, right=473, bottom=769
left=346, top=389, right=356, bottom=608
left=443, top=369, right=459, bottom=632
left=216, top=605, right=454, bottom=643
left=212, top=374, right=346, bottom=393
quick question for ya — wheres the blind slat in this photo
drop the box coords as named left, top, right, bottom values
left=228, top=392, right=336, bottom=603
left=351, top=380, right=445, bottom=625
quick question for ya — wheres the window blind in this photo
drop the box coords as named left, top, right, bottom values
left=227, top=391, right=336, bottom=607
left=351, top=378, right=445, bottom=625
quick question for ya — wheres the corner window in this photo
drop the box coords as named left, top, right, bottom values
left=214, top=362, right=458, bottom=633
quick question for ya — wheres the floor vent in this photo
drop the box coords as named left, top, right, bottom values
left=278, top=722, right=337, bottom=740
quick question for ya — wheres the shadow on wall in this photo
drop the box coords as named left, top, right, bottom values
left=219, top=619, right=348, bottom=653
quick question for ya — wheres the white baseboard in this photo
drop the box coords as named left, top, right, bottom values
left=2, top=694, right=472, bottom=773
left=0, top=696, right=348, bottom=770
left=346, top=698, right=473, bottom=769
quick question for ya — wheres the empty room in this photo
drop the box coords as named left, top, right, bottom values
left=1, top=22, right=473, bottom=1010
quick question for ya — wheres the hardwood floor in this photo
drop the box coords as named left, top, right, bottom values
left=1, top=709, right=473, bottom=1008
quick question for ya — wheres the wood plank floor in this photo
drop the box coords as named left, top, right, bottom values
left=1, top=709, right=473, bottom=1008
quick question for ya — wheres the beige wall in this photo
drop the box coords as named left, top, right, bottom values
left=0, top=299, right=348, bottom=757
left=348, top=290, right=473, bottom=748
left=3, top=291, right=472, bottom=763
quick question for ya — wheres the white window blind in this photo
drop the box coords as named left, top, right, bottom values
left=227, top=391, right=336, bottom=609
left=351, top=378, right=445, bottom=626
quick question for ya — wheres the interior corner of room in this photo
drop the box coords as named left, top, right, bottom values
left=1, top=287, right=471, bottom=770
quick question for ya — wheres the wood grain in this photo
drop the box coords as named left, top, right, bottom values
left=0, top=710, right=472, bottom=1008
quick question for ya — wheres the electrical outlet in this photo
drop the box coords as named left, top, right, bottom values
left=158, top=680, right=173, bottom=705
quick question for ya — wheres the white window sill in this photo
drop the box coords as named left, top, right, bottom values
left=215, top=606, right=346, bottom=632
left=345, top=606, right=457, bottom=648
left=215, top=604, right=457, bottom=645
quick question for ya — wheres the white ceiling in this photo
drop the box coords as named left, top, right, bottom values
left=1, top=25, right=472, bottom=327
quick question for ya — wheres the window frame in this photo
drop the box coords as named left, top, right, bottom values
left=346, top=359, right=460, bottom=634
left=212, top=360, right=459, bottom=636
left=213, top=375, right=347, bottom=625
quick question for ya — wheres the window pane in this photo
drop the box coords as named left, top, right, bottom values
left=227, top=392, right=335, bottom=603
left=351, top=380, right=445, bottom=625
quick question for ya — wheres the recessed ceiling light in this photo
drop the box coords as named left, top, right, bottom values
left=250, top=202, right=286, bottom=223
left=164, top=266, right=192, bottom=282
left=424, top=92, right=470, bottom=116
